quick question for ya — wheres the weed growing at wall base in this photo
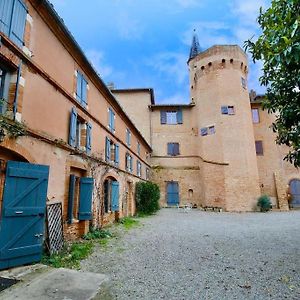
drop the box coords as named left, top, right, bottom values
left=257, top=195, right=272, bottom=212
left=135, top=182, right=160, bottom=215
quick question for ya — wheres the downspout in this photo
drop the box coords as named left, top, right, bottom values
left=13, top=61, right=22, bottom=121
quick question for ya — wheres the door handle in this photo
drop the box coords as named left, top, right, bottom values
left=34, top=233, right=43, bottom=238
left=15, top=211, right=23, bottom=214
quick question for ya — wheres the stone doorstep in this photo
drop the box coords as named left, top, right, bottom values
left=0, top=265, right=109, bottom=300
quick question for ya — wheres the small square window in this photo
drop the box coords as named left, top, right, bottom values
left=241, top=77, right=247, bottom=89
left=221, top=106, right=228, bottom=114
left=208, top=126, right=216, bottom=135
left=228, top=106, right=235, bottom=115
left=200, top=127, right=208, bottom=136
left=255, top=141, right=263, bottom=155
left=167, top=143, right=180, bottom=156
left=166, top=111, right=177, bottom=124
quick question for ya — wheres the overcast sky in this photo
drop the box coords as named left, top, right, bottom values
left=50, top=0, right=268, bottom=104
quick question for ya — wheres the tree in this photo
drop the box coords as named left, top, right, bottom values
left=245, top=0, right=300, bottom=167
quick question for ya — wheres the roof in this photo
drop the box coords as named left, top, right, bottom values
left=150, top=103, right=195, bottom=109
left=188, top=31, right=201, bottom=63
left=112, top=88, right=155, bottom=105
left=39, top=0, right=152, bottom=151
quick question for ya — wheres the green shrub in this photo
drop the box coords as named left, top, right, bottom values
left=257, top=195, right=272, bottom=212
left=135, top=181, right=160, bottom=215
left=118, top=217, right=140, bottom=230
left=82, top=228, right=112, bottom=240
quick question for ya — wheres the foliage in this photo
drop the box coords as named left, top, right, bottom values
left=0, top=116, right=27, bottom=138
left=118, top=217, right=140, bottom=230
left=244, top=0, right=300, bottom=167
left=257, top=195, right=272, bottom=212
left=42, top=242, right=94, bottom=269
left=135, top=181, right=160, bottom=215
left=82, top=228, right=112, bottom=240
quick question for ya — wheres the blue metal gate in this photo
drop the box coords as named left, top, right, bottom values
left=167, top=182, right=179, bottom=206
left=290, top=179, right=300, bottom=208
left=0, top=161, right=49, bottom=270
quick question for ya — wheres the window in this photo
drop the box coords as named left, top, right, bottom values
left=68, top=173, right=94, bottom=223
left=167, top=143, right=180, bottom=156
left=126, top=128, right=131, bottom=146
left=137, top=161, right=142, bottom=177
left=137, top=142, right=141, bottom=156
left=160, top=109, right=183, bottom=125
left=76, top=70, right=88, bottom=107
left=221, top=105, right=235, bottom=115
left=200, top=125, right=216, bottom=136
left=69, top=107, right=92, bottom=153
left=146, top=168, right=150, bottom=180
left=0, top=0, right=27, bottom=47
left=241, top=77, right=247, bottom=89
left=255, top=141, right=263, bottom=155
left=105, top=137, right=119, bottom=166
left=252, top=108, right=260, bottom=123
left=125, top=153, right=133, bottom=172
left=108, top=108, right=115, bottom=132
left=0, top=66, right=10, bottom=114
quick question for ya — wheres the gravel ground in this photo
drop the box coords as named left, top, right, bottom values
left=81, top=209, right=300, bottom=300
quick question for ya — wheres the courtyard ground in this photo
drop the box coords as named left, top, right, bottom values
left=82, top=209, right=300, bottom=300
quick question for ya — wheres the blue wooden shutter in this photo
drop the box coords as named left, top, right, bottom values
left=221, top=106, right=228, bottom=114
left=76, top=71, right=82, bottom=101
left=0, top=0, right=14, bottom=36
left=108, top=108, right=112, bottom=131
left=112, top=111, right=115, bottom=131
left=86, top=122, right=92, bottom=154
left=69, top=107, right=77, bottom=147
left=115, top=144, right=119, bottom=166
left=10, top=0, right=27, bottom=47
left=167, top=143, right=173, bottom=155
left=78, top=177, right=94, bottom=220
left=81, top=77, right=87, bottom=107
left=111, top=181, right=119, bottom=212
left=160, top=111, right=167, bottom=124
left=67, top=175, right=76, bottom=224
left=105, top=137, right=111, bottom=161
left=177, top=109, right=183, bottom=124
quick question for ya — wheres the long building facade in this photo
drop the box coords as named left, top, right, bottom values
left=0, top=0, right=299, bottom=270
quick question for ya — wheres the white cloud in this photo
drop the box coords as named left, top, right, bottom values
left=147, top=52, right=188, bottom=84
left=85, top=50, right=113, bottom=78
left=115, top=13, right=143, bottom=40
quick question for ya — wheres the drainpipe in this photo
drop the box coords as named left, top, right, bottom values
left=13, top=61, right=22, bottom=121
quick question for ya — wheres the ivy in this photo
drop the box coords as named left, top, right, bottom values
left=0, top=116, right=27, bottom=138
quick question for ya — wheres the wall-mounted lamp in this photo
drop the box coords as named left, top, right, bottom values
left=0, top=128, right=6, bottom=143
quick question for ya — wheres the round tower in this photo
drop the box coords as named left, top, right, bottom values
left=188, top=38, right=260, bottom=211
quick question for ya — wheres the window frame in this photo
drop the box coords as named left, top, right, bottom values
left=126, top=128, right=131, bottom=147
left=125, top=153, right=133, bottom=172
left=0, top=64, right=11, bottom=114
left=167, top=142, right=180, bottom=156
left=252, top=108, right=260, bottom=124
left=255, top=140, right=264, bottom=156
left=76, top=70, right=88, bottom=107
left=108, top=107, right=115, bottom=132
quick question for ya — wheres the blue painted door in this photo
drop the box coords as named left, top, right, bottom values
left=290, top=179, right=300, bottom=208
left=167, top=182, right=179, bottom=206
left=0, top=161, right=49, bottom=270
left=111, top=181, right=119, bottom=212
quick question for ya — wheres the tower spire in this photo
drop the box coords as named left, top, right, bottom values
left=188, top=29, right=201, bottom=61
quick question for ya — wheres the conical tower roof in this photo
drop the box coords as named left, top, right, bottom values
left=188, top=30, right=201, bottom=62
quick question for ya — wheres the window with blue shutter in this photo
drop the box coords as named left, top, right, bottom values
left=160, top=111, right=167, bottom=124
left=177, top=109, right=183, bottom=124
left=76, top=70, right=88, bottom=107
left=0, top=0, right=27, bottom=48
left=221, top=106, right=229, bottom=114
left=78, top=177, right=94, bottom=220
left=115, top=144, right=119, bottom=166
left=111, top=181, right=119, bottom=212
left=130, top=156, right=133, bottom=172
left=69, top=107, right=77, bottom=147
left=105, top=137, right=111, bottom=162
left=126, top=128, right=131, bottom=146
left=200, top=127, right=208, bottom=136
left=86, top=122, right=92, bottom=154
left=137, top=142, right=141, bottom=156
left=67, top=175, right=76, bottom=224
left=167, top=143, right=179, bottom=156
left=108, top=108, right=115, bottom=132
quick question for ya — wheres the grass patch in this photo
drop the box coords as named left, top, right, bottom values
left=118, top=217, right=140, bottom=230
left=42, top=241, right=93, bottom=269
left=82, top=228, right=112, bottom=240
left=99, top=238, right=109, bottom=247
